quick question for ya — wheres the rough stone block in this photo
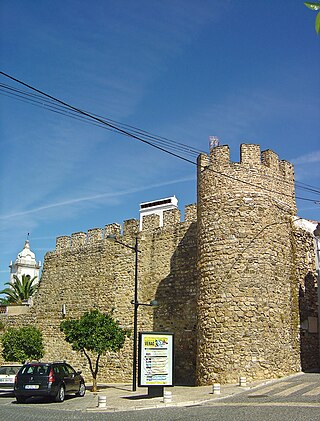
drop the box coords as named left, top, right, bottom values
left=56, top=236, right=71, bottom=251
left=163, top=208, right=181, bottom=227
left=104, top=223, right=121, bottom=238
left=87, top=228, right=103, bottom=243
left=240, top=144, right=261, bottom=166
left=261, top=149, right=279, bottom=170
left=71, top=232, right=87, bottom=248
left=123, top=219, right=139, bottom=237
left=185, top=204, right=197, bottom=223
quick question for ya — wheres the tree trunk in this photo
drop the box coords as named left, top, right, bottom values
left=82, top=349, right=101, bottom=392
left=92, top=376, right=97, bottom=392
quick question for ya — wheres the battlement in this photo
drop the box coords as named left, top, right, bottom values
left=198, top=143, right=294, bottom=180
left=55, top=204, right=197, bottom=252
left=197, top=143, right=296, bottom=216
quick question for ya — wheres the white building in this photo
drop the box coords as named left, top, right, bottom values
left=9, top=240, right=41, bottom=285
left=139, top=196, right=178, bottom=230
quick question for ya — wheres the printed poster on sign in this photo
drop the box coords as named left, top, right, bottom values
left=138, top=332, right=174, bottom=387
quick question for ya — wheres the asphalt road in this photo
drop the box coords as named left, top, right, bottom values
left=0, top=373, right=319, bottom=421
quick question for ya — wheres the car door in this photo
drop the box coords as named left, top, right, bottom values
left=62, top=364, right=77, bottom=393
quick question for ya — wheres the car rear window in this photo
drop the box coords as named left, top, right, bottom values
left=21, top=365, right=50, bottom=375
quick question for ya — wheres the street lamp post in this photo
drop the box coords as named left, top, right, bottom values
left=106, top=234, right=157, bottom=392
left=132, top=237, right=139, bottom=392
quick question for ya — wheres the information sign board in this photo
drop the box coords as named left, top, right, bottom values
left=138, top=332, right=174, bottom=387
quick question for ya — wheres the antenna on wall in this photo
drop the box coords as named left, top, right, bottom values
left=209, top=136, right=220, bottom=150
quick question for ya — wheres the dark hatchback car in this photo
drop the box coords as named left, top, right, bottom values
left=14, top=362, right=86, bottom=403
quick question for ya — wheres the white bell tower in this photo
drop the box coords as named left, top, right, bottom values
left=9, top=240, right=41, bottom=285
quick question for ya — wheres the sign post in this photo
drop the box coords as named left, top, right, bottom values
left=138, top=332, right=174, bottom=397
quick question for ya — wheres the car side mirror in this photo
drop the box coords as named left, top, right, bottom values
left=76, top=370, right=82, bottom=375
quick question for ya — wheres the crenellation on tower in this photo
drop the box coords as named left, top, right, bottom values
left=279, top=160, right=295, bottom=180
left=210, top=144, right=230, bottom=165
left=198, top=143, right=296, bottom=214
left=261, top=149, right=280, bottom=170
left=240, top=143, right=261, bottom=166
left=197, top=153, right=210, bottom=173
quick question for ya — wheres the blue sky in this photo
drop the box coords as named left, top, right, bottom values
left=0, top=0, right=319, bottom=291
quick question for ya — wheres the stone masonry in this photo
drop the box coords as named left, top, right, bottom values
left=0, top=144, right=318, bottom=386
left=197, top=144, right=300, bottom=384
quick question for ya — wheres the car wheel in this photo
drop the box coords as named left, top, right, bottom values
left=16, top=396, right=27, bottom=404
left=55, top=385, right=65, bottom=402
left=76, top=382, right=86, bottom=397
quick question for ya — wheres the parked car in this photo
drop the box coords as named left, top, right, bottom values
left=0, top=363, right=22, bottom=393
left=14, top=362, right=86, bottom=403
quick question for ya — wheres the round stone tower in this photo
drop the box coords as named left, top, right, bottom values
left=196, top=143, right=300, bottom=385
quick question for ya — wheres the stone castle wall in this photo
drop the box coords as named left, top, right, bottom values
left=0, top=205, right=198, bottom=385
left=0, top=144, right=318, bottom=386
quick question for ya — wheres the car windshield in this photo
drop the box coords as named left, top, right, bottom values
left=21, top=365, right=50, bottom=375
left=0, top=366, right=21, bottom=375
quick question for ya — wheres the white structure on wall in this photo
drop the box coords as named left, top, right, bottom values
left=9, top=240, right=41, bottom=285
left=139, top=196, right=178, bottom=230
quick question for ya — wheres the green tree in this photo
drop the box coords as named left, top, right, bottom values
left=0, top=274, right=38, bottom=305
left=60, top=310, right=130, bottom=391
left=1, top=326, right=44, bottom=363
left=305, top=1, right=320, bottom=33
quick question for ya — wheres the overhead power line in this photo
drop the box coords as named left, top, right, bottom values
left=1, top=79, right=320, bottom=194
left=0, top=74, right=204, bottom=162
left=2, top=82, right=319, bottom=198
left=0, top=71, right=319, bottom=206
left=0, top=82, right=204, bottom=158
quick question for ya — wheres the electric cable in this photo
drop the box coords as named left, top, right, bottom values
left=1, top=71, right=319, bottom=206
left=0, top=82, right=204, bottom=158
left=225, top=216, right=304, bottom=279
left=2, top=83, right=320, bottom=198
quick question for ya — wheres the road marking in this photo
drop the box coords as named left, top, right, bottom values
left=274, top=383, right=314, bottom=396
left=204, top=402, right=320, bottom=408
left=303, top=385, right=320, bottom=396
left=249, top=381, right=292, bottom=396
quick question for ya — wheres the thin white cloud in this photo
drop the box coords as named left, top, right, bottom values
left=0, top=175, right=195, bottom=221
left=291, top=151, right=320, bottom=165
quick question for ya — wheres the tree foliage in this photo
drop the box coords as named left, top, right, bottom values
left=0, top=274, right=38, bottom=305
left=305, top=1, right=320, bottom=33
left=60, top=309, right=130, bottom=391
left=1, top=326, right=44, bottom=363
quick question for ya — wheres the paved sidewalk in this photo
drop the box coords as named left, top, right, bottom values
left=3, top=373, right=306, bottom=413
left=80, top=378, right=275, bottom=412
left=14, top=376, right=299, bottom=412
